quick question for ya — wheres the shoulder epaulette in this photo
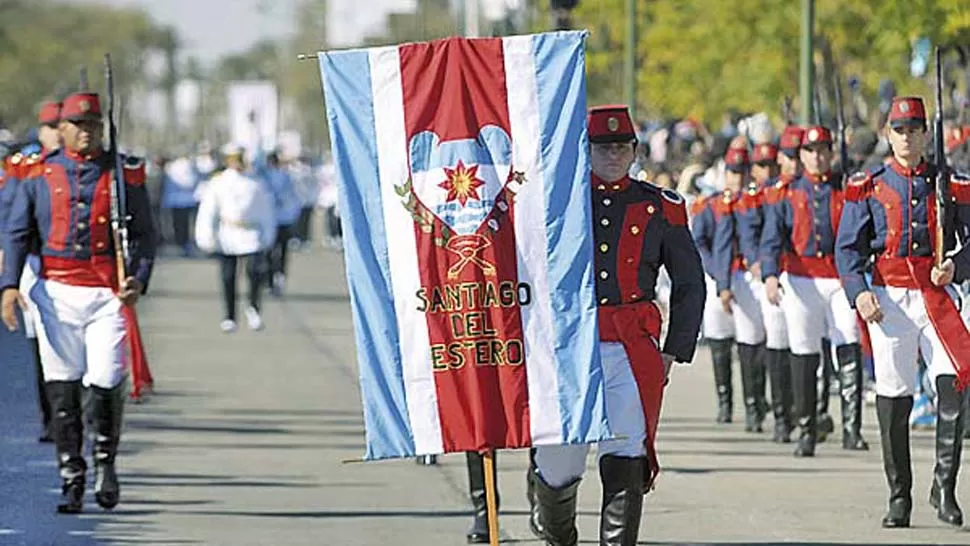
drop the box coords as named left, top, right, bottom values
left=950, top=171, right=970, bottom=204
left=122, top=155, right=147, bottom=186
left=689, top=196, right=707, bottom=217
left=845, top=170, right=874, bottom=202
left=660, top=189, right=688, bottom=226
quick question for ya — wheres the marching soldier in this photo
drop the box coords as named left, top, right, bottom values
left=0, top=91, right=156, bottom=513
left=530, top=105, right=705, bottom=545
left=691, top=178, right=738, bottom=424
left=712, top=146, right=768, bottom=433
left=837, top=96, right=970, bottom=528
left=761, top=125, right=869, bottom=457
left=0, top=100, right=63, bottom=443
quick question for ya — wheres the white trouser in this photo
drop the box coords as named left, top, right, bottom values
left=753, top=273, right=789, bottom=350
left=703, top=275, right=734, bottom=340
left=534, top=342, right=646, bottom=487
left=28, top=279, right=128, bottom=389
left=869, top=285, right=962, bottom=397
left=728, top=270, right=766, bottom=346
left=781, top=275, right=859, bottom=355
left=18, top=255, right=40, bottom=338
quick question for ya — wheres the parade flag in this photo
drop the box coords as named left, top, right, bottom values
left=319, top=31, right=611, bottom=460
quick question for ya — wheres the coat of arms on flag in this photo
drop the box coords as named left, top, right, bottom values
left=318, top=31, right=610, bottom=460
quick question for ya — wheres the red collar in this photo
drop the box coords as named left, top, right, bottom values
left=592, top=173, right=631, bottom=193
left=64, top=148, right=103, bottom=162
left=888, top=157, right=928, bottom=177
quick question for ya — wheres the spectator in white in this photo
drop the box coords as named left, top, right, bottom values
left=256, top=150, right=302, bottom=296
left=161, top=153, right=203, bottom=256
left=316, top=159, right=341, bottom=249
left=195, top=144, right=277, bottom=333
left=289, top=153, right=320, bottom=249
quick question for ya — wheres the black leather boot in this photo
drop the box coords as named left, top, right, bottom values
left=599, top=456, right=645, bottom=546
left=817, top=338, right=835, bottom=443
left=32, top=338, right=53, bottom=443
left=790, top=353, right=819, bottom=457
left=738, top=343, right=764, bottom=433
left=876, top=395, right=913, bottom=528
left=526, top=448, right=544, bottom=538
left=767, top=348, right=793, bottom=443
left=928, top=375, right=966, bottom=527
left=836, top=344, right=869, bottom=450
left=532, top=468, right=580, bottom=546
left=89, top=383, right=126, bottom=510
left=709, top=338, right=734, bottom=424
left=465, top=451, right=498, bottom=543
left=752, top=344, right=770, bottom=428
left=47, top=381, right=86, bottom=514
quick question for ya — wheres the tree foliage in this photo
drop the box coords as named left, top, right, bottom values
left=567, top=0, right=970, bottom=126
left=0, top=0, right=168, bottom=134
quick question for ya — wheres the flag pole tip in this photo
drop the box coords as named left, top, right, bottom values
left=340, top=457, right=367, bottom=464
left=297, top=53, right=319, bottom=62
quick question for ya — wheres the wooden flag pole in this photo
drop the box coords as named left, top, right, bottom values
left=482, top=449, right=500, bottom=546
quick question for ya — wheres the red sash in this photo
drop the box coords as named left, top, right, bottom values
left=598, top=301, right=665, bottom=490
left=872, top=256, right=970, bottom=389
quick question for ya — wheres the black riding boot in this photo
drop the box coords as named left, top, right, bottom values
left=790, top=353, right=819, bottom=457
left=738, top=343, right=765, bottom=433
left=526, top=448, right=544, bottom=538
left=465, top=451, right=498, bottom=543
left=31, top=338, right=53, bottom=443
left=766, top=348, right=793, bottom=443
left=877, top=395, right=913, bottom=528
left=929, top=375, right=966, bottom=527
left=836, top=343, right=869, bottom=450
left=47, top=381, right=86, bottom=514
left=532, top=468, right=580, bottom=546
left=599, top=456, right=645, bottom=546
left=88, top=383, right=125, bottom=510
left=817, top=338, right=835, bottom=443
left=710, top=338, right=734, bottom=424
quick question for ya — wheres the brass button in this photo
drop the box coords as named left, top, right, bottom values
left=597, top=184, right=606, bottom=191
left=600, top=297, right=609, bottom=305
left=816, top=251, right=823, bottom=258
left=77, top=222, right=86, bottom=230
left=599, top=243, right=609, bottom=253
left=98, top=216, right=107, bottom=224
left=815, top=235, right=821, bottom=241
left=911, top=221, right=918, bottom=228
left=600, top=270, right=609, bottom=279
left=625, top=257, right=635, bottom=264
left=646, top=205, right=655, bottom=214
left=911, top=199, right=918, bottom=206
left=630, top=293, right=640, bottom=301
left=54, top=187, right=63, bottom=194
left=77, top=202, right=87, bottom=209
left=630, top=226, right=641, bottom=235
left=611, top=184, right=620, bottom=191
left=912, top=242, right=919, bottom=250
left=600, top=218, right=610, bottom=227
left=96, top=242, right=105, bottom=249
left=74, top=244, right=82, bottom=251
left=602, top=198, right=612, bottom=206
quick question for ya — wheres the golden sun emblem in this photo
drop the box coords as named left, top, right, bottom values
left=607, top=117, right=619, bottom=131
left=439, top=160, right=485, bottom=206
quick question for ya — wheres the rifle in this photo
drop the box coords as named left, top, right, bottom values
left=833, top=72, right=849, bottom=175
left=783, top=96, right=794, bottom=126
left=103, top=53, right=130, bottom=289
left=934, top=47, right=948, bottom=268
left=79, top=65, right=88, bottom=91
left=813, top=78, right=823, bottom=125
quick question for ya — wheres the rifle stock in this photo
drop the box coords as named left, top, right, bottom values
left=834, top=72, right=849, bottom=176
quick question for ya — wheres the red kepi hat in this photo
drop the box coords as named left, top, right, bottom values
left=779, top=125, right=804, bottom=158
left=59, top=92, right=102, bottom=123
left=888, top=96, right=927, bottom=129
left=37, top=101, right=61, bottom=126
left=588, top=104, right=637, bottom=143
left=724, top=146, right=749, bottom=173
left=801, top=125, right=833, bottom=147
left=752, top=142, right=778, bottom=164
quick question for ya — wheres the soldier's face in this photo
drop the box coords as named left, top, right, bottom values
left=59, top=119, right=102, bottom=154
left=724, top=169, right=745, bottom=192
left=37, top=125, right=61, bottom=151
left=591, top=141, right=635, bottom=182
left=888, top=124, right=927, bottom=161
left=751, top=162, right=777, bottom=183
left=777, top=152, right=800, bottom=175
left=799, top=143, right=832, bottom=175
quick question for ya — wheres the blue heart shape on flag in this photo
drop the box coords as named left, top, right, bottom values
left=407, top=125, right=512, bottom=236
